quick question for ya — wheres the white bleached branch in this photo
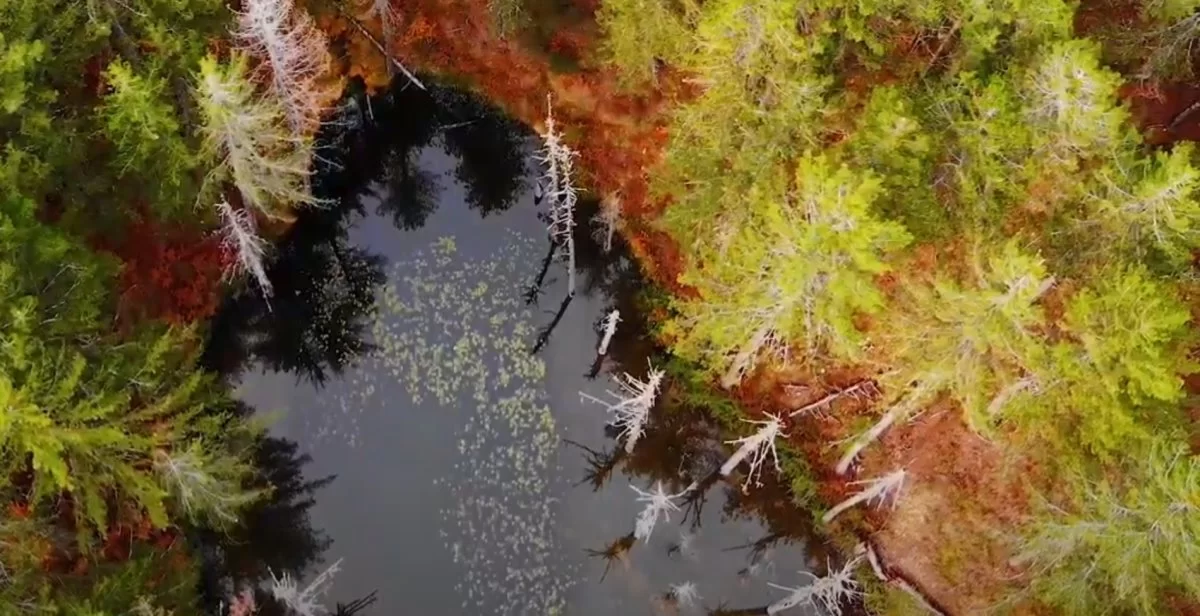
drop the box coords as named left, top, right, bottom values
left=822, top=469, right=907, bottom=524
left=538, top=96, right=577, bottom=296
left=365, top=0, right=398, bottom=65
left=216, top=201, right=272, bottom=296
left=270, top=558, right=343, bottom=616
left=152, top=448, right=255, bottom=525
left=788, top=381, right=876, bottom=418
left=834, top=400, right=907, bottom=475
left=632, top=481, right=690, bottom=541
left=591, top=194, right=622, bottom=252
left=720, top=413, right=785, bottom=491
left=767, top=557, right=862, bottom=615
left=668, top=581, right=702, bottom=609
left=598, top=309, right=620, bottom=355
left=581, top=363, right=664, bottom=453
left=234, top=0, right=333, bottom=135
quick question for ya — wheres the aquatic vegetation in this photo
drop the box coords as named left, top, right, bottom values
left=325, top=235, right=573, bottom=613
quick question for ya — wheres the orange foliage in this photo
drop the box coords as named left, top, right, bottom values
left=97, top=216, right=232, bottom=326
left=548, top=28, right=590, bottom=61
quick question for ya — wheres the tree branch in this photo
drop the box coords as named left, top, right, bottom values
left=333, top=2, right=426, bottom=90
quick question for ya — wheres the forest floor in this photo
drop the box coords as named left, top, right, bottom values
left=318, top=1, right=1200, bottom=613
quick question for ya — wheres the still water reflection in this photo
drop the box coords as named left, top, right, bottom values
left=206, top=78, right=831, bottom=615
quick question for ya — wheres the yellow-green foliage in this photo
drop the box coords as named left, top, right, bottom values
left=876, top=241, right=1051, bottom=433
left=99, top=61, right=202, bottom=214
left=656, top=0, right=832, bottom=253
left=1018, top=443, right=1200, bottom=615
left=842, top=86, right=943, bottom=239
left=0, top=198, right=259, bottom=541
left=599, top=0, right=1200, bottom=608
left=1011, top=266, right=1193, bottom=462
left=196, top=54, right=317, bottom=218
left=666, top=154, right=909, bottom=387
left=596, top=0, right=694, bottom=85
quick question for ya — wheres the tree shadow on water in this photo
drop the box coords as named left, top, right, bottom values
left=194, top=404, right=335, bottom=612
left=201, top=207, right=386, bottom=388
left=203, top=75, right=533, bottom=387
left=354, top=77, right=530, bottom=230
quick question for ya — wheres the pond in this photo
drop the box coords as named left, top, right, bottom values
left=203, top=77, right=837, bottom=616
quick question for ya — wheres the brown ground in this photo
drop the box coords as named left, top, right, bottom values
left=318, top=3, right=1200, bottom=613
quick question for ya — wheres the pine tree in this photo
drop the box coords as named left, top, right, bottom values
left=196, top=54, right=319, bottom=219
left=596, top=0, right=693, bottom=85
left=838, top=241, right=1051, bottom=472
left=668, top=155, right=910, bottom=387
left=655, top=0, right=832, bottom=253
left=0, top=196, right=258, bottom=538
left=1020, top=40, right=1131, bottom=167
left=1010, top=265, right=1192, bottom=462
left=98, top=61, right=202, bottom=218
left=842, top=86, right=943, bottom=241
left=1084, top=143, right=1200, bottom=270
left=1018, top=443, right=1200, bottom=615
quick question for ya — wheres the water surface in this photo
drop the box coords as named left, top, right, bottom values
left=212, top=79, right=831, bottom=615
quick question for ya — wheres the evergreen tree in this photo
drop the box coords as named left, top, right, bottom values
left=1084, top=143, right=1200, bottom=270
left=667, top=155, right=909, bottom=388
left=1018, top=443, right=1200, bottom=615
left=596, top=0, right=693, bottom=86
left=0, top=197, right=259, bottom=540
left=196, top=54, right=319, bottom=219
left=1011, top=265, right=1192, bottom=462
left=838, top=241, right=1052, bottom=472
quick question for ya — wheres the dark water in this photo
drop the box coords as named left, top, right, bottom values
left=205, top=79, right=831, bottom=616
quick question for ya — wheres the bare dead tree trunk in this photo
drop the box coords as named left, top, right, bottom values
left=721, top=322, right=773, bottom=389
left=333, top=1, right=426, bottom=90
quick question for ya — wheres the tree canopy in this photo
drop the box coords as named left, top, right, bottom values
left=0, top=0, right=336, bottom=609
left=596, top=0, right=1200, bottom=610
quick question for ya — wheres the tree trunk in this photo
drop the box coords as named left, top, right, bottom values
left=721, top=322, right=772, bottom=389
left=835, top=404, right=902, bottom=475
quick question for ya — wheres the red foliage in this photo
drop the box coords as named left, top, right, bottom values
left=98, top=216, right=232, bottom=326
left=548, top=28, right=590, bottom=61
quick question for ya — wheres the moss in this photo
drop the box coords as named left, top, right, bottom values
left=861, top=575, right=931, bottom=616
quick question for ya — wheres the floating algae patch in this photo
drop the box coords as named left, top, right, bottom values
left=352, top=233, right=575, bottom=613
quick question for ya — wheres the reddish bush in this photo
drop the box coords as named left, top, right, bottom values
left=101, top=217, right=232, bottom=326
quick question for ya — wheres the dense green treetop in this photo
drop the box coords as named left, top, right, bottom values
left=598, top=0, right=1200, bottom=609
left=0, top=0, right=336, bottom=609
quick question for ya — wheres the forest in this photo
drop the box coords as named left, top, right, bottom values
left=3, top=0, right=1200, bottom=613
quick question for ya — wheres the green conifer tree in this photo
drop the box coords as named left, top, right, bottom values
left=667, top=154, right=909, bottom=388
